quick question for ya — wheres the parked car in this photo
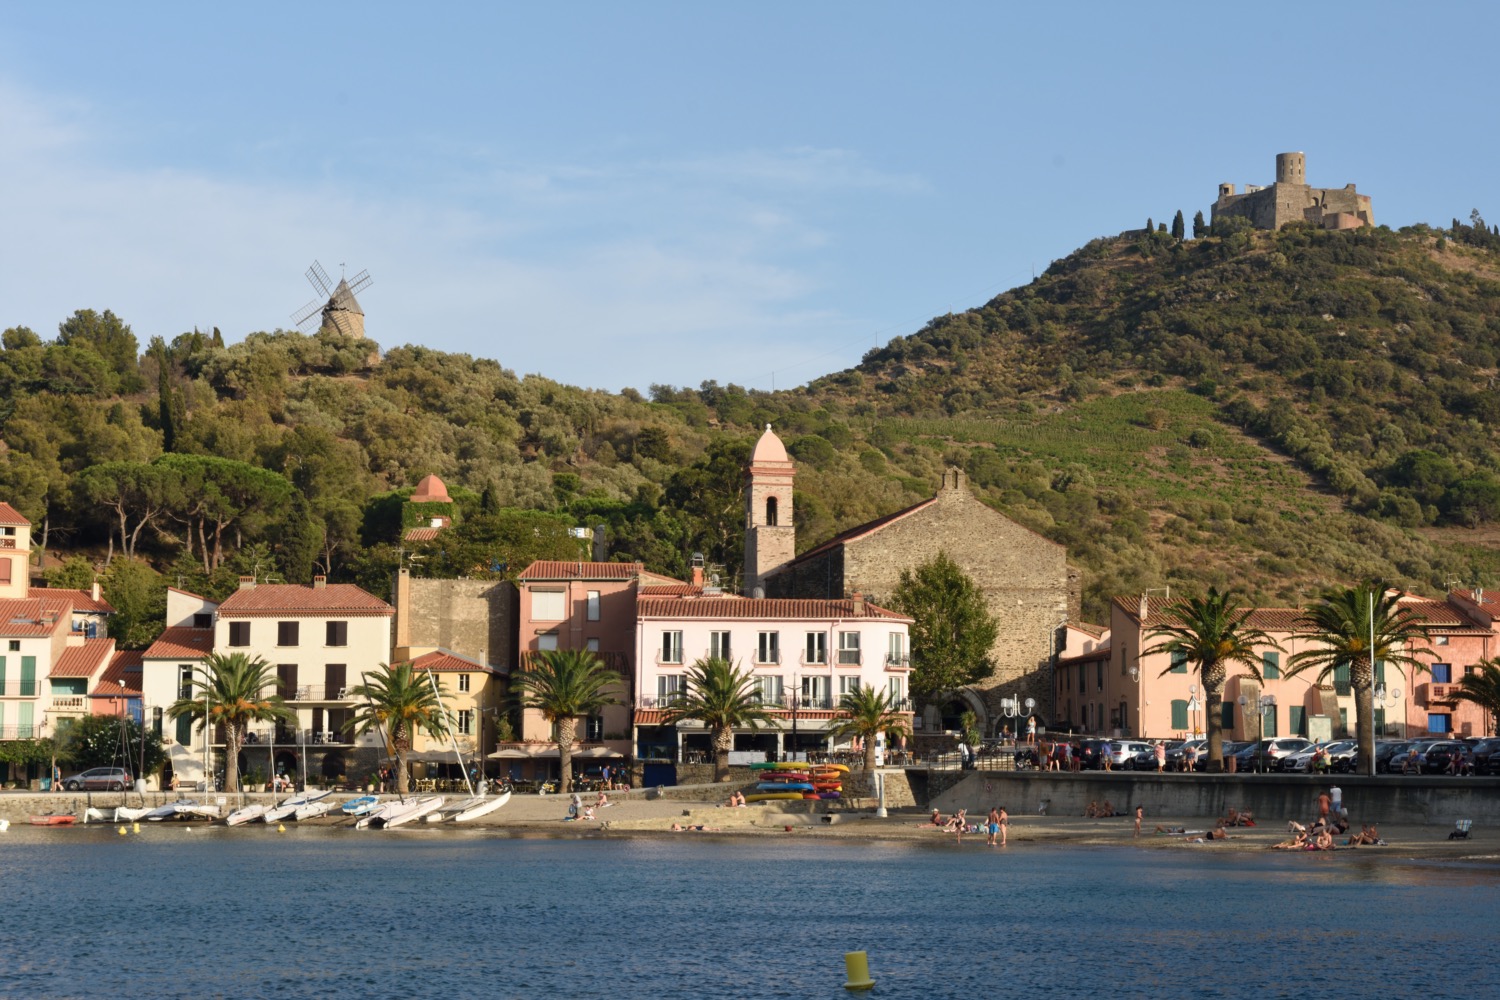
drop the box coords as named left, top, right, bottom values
left=1388, top=741, right=1440, bottom=774
left=1467, top=738, right=1500, bottom=775
left=1108, top=741, right=1156, bottom=769
left=1235, top=737, right=1312, bottom=772
left=1374, top=740, right=1413, bottom=773
left=63, top=767, right=133, bottom=791
left=1165, top=739, right=1207, bottom=771
left=1281, top=739, right=1357, bottom=773
left=1416, top=741, right=1473, bottom=775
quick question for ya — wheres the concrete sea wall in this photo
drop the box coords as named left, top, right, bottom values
left=924, top=771, right=1500, bottom=827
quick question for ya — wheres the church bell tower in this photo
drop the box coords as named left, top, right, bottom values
left=744, top=425, right=795, bottom=597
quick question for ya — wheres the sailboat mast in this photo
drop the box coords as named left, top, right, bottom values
left=424, top=667, right=474, bottom=797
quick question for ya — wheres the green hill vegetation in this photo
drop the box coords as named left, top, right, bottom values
left=8, top=216, right=1500, bottom=646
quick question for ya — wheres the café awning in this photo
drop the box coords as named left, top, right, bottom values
left=487, top=746, right=560, bottom=760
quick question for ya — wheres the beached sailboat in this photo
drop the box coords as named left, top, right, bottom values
left=224, top=803, right=266, bottom=826
left=425, top=789, right=512, bottom=824
left=264, top=789, right=331, bottom=823
left=29, top=812, right=76, bottom=826
left=146, top=800, right=197, bottom=821
left=341, top=794, right=380, bottom=816
left=364, top=795, right=444, bottom=829
left=354, top=800, right=400, bottom=830
left=176, top=802, right=223, bottom=820
left=114, top=805, right=152, bottom=822
left=293, top=799, right=333, bottom=821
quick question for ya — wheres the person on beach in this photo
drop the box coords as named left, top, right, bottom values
left=997, top=806, right=1008, bottom=846
left=1317, top=789, right=1332, bottom=822
left=927, top=808, right=942, bottom=827
left=1134, top=805, right=1143, bottom=837
left=566, top=793, right=581, bottom=821
left=1084, top=800, right=1099, bottom=818
left=596, top=790, right=612, bottom=809
left=949, top=809, right=968, bottom=843
left=986, top=807, right=1000, bottom=846
left=1347, top=823, right=1380, bottom=846
left=1274, top=831, right=1309, bottom=850
left=1101, top=800, right=1116, bottom=817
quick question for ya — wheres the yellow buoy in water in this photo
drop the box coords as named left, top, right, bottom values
left=277, top=824, right=286, bottom=833
left=132, top=823, right=140, bottom=834
left=843, top=951, right=875, bottom=991
left=118, top=826, right=127, bottom=836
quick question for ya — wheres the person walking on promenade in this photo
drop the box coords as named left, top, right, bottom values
left=1154, top=742, right=1166, bottom=772
left=1026, top=716, right=1037, bottom=745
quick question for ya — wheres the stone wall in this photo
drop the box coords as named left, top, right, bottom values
left=927, top=771, right=1500, bottom=826
left=1213, top=182, right=1374, bottom=231
left=401, top=577, right=517, bottom=669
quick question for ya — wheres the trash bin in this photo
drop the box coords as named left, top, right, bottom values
left=1227, top=756, right=1237, bottom=774
left=40, top=778, right=52, bottom=791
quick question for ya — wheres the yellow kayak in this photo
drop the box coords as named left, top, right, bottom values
left=812, top=763, right=850, bottom=773
left=745, top=792, right=807, bottom=802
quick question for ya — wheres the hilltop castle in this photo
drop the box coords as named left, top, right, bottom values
left=1212, top=152, right=1373, bottom=231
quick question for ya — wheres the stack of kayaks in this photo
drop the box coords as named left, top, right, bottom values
left=743, top=761, right=849, bottom=802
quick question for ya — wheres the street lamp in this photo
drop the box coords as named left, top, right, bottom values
left=999, top=695, right=1035, bottom=742
left=1373, top=684, right=1402, bottom=740
left=788, top=673, right=800, bottom=762
left=1187, top=684, right=1202, bottom=740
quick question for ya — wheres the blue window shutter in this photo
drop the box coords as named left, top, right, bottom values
left=1170, top=700, right=1188, bottom=730
left=1262, top=651, right=1280, bottom=679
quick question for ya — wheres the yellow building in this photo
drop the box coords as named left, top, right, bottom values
left=405, top=649, right=502, bottom=767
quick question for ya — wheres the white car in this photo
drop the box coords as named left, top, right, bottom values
left=1105, top=740, right=1155, bottom=769
left=1281, top=740, right=1356, bottom=772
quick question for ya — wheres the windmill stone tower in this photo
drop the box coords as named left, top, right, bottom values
left=292, top=260, right=373, bottom=338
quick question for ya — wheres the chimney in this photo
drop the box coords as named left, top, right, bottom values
left=692, top=565, right=704, bottom=587
left=238, top=576, right=256, bottom=591
left=91, top=581, right=102, bottom=602
left=1138, top=593, right=1149, bottom=620
left=593, top=524, right=608, bottom=562
left=852, top=591, right=866, bottom=615
left=312, top=575, right=327, bottom=590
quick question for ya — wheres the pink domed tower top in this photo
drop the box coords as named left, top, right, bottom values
left=410, top=474, right=451, bottom=503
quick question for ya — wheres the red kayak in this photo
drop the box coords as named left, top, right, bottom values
left=29, top=814, right=76, bottom=826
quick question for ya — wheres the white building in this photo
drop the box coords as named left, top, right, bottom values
left=632, top=595, right=913, bottom=759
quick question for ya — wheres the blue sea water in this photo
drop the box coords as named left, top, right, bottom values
left=1, top=826, right=1496, bottom=999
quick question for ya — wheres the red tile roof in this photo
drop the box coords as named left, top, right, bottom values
left=143, top=627, right=213, bottom=660
left=1068, top=621, right=1107, bottom=638
left=639, top=584, right=707, bottom=597
left=517, top=561, right=645, bottom=582
left=0, top=596, right=74, bottom=637
left=52, top=638, right=114, bottom=678
left=217, top=583, right=392, bottom=617
left=409, top=474, right=451, bottom=503
left=409, top=649, right=498, bottom=674
left=636, top=597, right=911, bottom=622
left=404, top=527, right=444, bottom=542
left=1057, top=647, right=1110, bottom=666
left=1399, top=598, right=1476, bottom=627
left=0, top=501, right=30, bottom=526
left=29, top=587, right=114, bottom=614
left=93, top=650, right=143, bottom=698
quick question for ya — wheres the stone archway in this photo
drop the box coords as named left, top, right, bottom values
left=934, top=687, right=989, bottom=735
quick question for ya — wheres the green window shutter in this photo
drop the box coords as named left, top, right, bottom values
left=1290, top=706, right=1306, bottom=737
left=0, top=654, right=6, bottom=693
left=1262, top=651, right=1280, bottom=679
left=1333, top=661, right=1351, bottom=696
left=0, top=701, right=5, bottom=735
left=1338, top=708, right=1349, bottom=735
left=175, top=714, right=193, bottom=746
left=1375, top=659, right=1386, bottom=685
left=1170, top=650, right=1188, bottom=674
left=20, top=656, right=36, bottom=697
left=1263, top=707, right=1278, bottom=737
left=18, top=703, right=34, bottom=738
left=1170, top=699, right=1188, bottom=730
left=1374, top=707, right=1386, bottom=736
left=1221, top=702, right=1235, bottom=729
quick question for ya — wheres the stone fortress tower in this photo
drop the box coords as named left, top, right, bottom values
left=743, top=425, right=797, bottom=598
left=1212, top=151, right=1373, bottom=231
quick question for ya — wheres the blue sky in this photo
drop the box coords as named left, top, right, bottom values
left=2, top=3, right=1495, bottom=393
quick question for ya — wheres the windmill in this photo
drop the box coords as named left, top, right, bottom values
left=292, top=260, right=372, bottom=338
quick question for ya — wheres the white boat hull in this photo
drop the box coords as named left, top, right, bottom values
left=294, top=801, right=333, bottom=821
left=341, top=795, right=381, bottom=816
left=452, top=791, right=512, bottom=823
left=377, top=795, right=445, bottom=829
left=114, top=806, right=152, bottom=822
left=224, top=804, right=266, bottom=826
left=265, top=790, right=332, bottom=823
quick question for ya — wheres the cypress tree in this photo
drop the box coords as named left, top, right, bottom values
left=1171, top=210, right=1186, bottom=240
left=1193, top=210, right=1207, bottom=238
left=1146, top=217, right=1154, bottom=233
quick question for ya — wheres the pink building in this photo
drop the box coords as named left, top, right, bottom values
left=632, top=595, right=913, bottom=759
left=1055, top=592, right=1498, bottom=742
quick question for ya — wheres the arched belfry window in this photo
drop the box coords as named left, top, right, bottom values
left=766, top=495, right=778, bottom=526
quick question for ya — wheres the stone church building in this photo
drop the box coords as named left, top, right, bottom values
left=748, top=426, right=1079, bottom=735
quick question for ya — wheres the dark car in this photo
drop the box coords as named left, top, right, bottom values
left=1388, top=741, right=1440, bottom=775
left=1417, top=741, right=1473, bottom=775
left=63, top=767, right=133, bottom=791
left=1165, top=739, right=1207, bottom=771
left=1374, top=740, right=1412, bottom=773
left=1468, top=738, right=1500, bottom=775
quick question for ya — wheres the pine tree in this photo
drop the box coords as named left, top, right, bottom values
left=1171, top=210, right=1186, bottom=241
left=1193, top=210, right=1207, bottom=238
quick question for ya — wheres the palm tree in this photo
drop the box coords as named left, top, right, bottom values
left=1142, top=587, right=1280, bottom=772
left=1287, top=582, right=1432, bottom=776
left=661, top=657, right=775, bottom=782
left=1442, top=660, right=1500, bottom=734
left=347, top=661, right=448, bottom=796
left=167, top=652, right=293, bottom=794
left=511, top=649, right=621, bottom=793
left=826, top=684, right=911, bottom=772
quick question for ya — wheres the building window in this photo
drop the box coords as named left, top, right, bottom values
left=657, top=675, right=683, bottom=703
left=229, top=622, right=250, bottom=647
left=1375, top=659, right=1386, bottom=685
left=1431, top=663, right=1452, bottom=684
left=1374, top=707, right=1387, bottom=737
left=277, top=621, right=299, bottom=647
left=1290, top=706, right=1306, bottom=737
left=536, top=634, right=558, bottom=652
left=887, top=676, right=904, bottom=706
left=837, top=632, right=861, bottom=665
left=324, top=664, right=346, bottom=698
left=7, top=640, right=17, bottom=651
left=1096, top=661, right=1103, bottom=691
left=586, top=591, right=601, bottom=622
left=757, top=631, right=780, bottom=664
left=754, top=675, right=784, bottom=706
left=801, top=676, right=831, bottom=709
left=175, top=713, right=193, bottom=746
left=887, top=632, right=907, bottom=666
left=178, top=665, right=195, bottom=700
left=1261, top=651, right=1280, bottom=679
left=766, top=496, right=778, bottom=526
left=838, top=675, right=862, bottom=699
left=1170, top=699, right=1188, bottom=731
left=532, top=590, right=566, bottom=621
left=457, top=710, right=473, bottom=736
left=1427, top=712, right=1452, bottom=734
left=192, top=613, right=212, bottom=629
left=661, top=631, right=683, bottom=664
left=804, top=632, right=827, bottom=665
left=586, top=638, right=600, bottom=652
left=1169, top=650, right=1188, bottom=674
left=1333, top=662, right=1351, bottom=696
left=1435, top=635, right=1449, bottom=646
left=1262, top=707, right=1278, bottom=737
left=710, top=631, right=731, bottom=660
left=458, top=674, right=470, bottom=693
left=326, top=621, right=348, bottom=647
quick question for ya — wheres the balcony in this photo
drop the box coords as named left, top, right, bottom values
left=0, top=725, right=41, bottom=740
left=240, top=727, right=355, bottom=747
left=0, top=682, right=39, bottom=697
left=50, top=695, right=87, bottom=711
left=0, top=537, right=16, bottom=549
left=835, top=652, right=862, bottom=667
left=885, top=655, right=911, bottom=670
left=282, top=684, right=351, bottom=702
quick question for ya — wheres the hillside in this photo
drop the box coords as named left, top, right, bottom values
left=7, top=218, right=1500, bottom=642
